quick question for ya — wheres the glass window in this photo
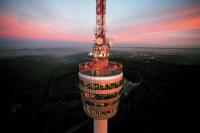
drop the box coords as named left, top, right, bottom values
left=80, top=79, right=123, bottom=90
left=84, top=99, right=119, bottom=107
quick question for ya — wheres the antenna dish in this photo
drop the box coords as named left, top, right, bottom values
left=96, top=37, right=103, bottom=45
left=108, top=38, right=114, bottom=46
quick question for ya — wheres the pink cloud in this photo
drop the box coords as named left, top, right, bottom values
left=168, top=5, right=200, bottom=18
left=0, top=12, right=91, bottom=42
left=110, top=5, right=200, bottom=46
left=1, top=5, right=200, bottom=47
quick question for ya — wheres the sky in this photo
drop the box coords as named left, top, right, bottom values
left=0, top=0, right=200, bottom=48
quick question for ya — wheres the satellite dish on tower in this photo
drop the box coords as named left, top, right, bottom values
left=108, top=38, right=114, bottom=46
left=96, top=37, right=103, bottom=45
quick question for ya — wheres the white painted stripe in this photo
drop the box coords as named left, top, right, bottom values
left=79, top=72, right=123, bottom=81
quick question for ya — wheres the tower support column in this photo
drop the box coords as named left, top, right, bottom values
left=94, top=119, right=107, bottom=133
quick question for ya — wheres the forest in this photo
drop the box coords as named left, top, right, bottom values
left=3, top=51, right=200, bottom=133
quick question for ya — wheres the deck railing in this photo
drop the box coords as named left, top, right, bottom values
left=79, top=61, right=123, bottom=76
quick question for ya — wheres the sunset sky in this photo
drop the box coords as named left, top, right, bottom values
left=0, top=0, right=200, bottom=47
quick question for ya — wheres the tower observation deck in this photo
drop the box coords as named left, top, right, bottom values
left=79, top=0, right=123, bottom=133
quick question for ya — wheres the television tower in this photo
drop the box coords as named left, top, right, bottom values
left=79, top=0, right=123, bottom=133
